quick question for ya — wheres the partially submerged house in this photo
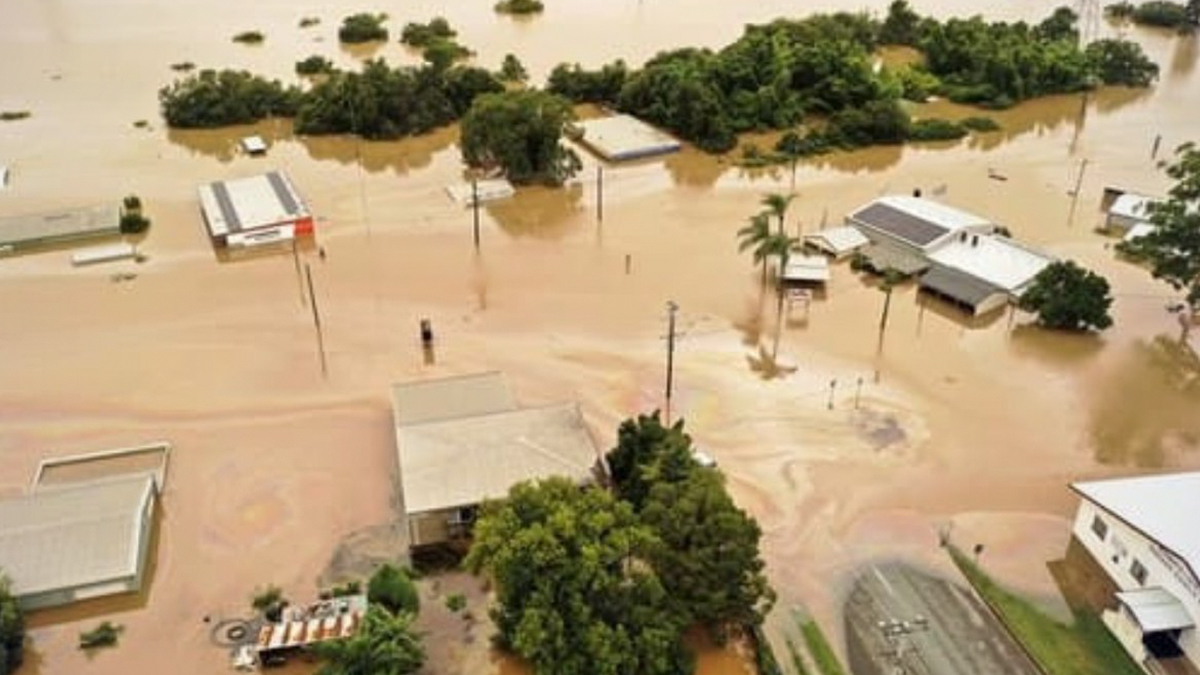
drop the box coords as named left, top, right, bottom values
left=392, top=372, right=604, bottom=548
left=197, top=171, right=313, bottom=249
left=1068, top=472, right=1200, bottom=674
left=846, top=195, right=1053, bottom=315
left=0, top=472, right=159, bottom=610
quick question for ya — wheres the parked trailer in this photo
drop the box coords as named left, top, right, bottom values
left=71, top=242, right=137, bottom=266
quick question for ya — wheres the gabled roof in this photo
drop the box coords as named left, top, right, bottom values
left=397, top=403, right=600, bottom=514
left=0, top=473, right=156, bottom=598
left=926, top=234, right=1054, bottom=295
left=850, top=196, right=992, bottom=249
left=1072, top=472, right=1200, bottom=584
left=920, top=264, right=1005, bottom=308
left=803, top=226, right=869, bottom=255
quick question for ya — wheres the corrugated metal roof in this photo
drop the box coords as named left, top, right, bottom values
left=0, top=204, right=120, bottom=248
left=0, top=473, right=155, bottom=598
left=803, top=226, right=869, bottom=255
left=851, top=196, right=992, bottom=249
left=392, top=372, right=516, bottom=427
left=782, top=255, right=831, bottom=283
left=574, top=114, right=681, bottom=162
left=197, top=171, right=309, bottom=238
left=1116, top=587, right=1194, bottom=632
left=1073, top=472, right=1200, bottom=585
left=920, top=265, right=1005, bottom=308
left=860, top=243, right=929, bottom=276
left=397, top=403, right=599, bottom=515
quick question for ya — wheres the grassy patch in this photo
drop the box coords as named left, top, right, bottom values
left=494, top=0, right=544, bottom=14
left=798, top=619, right=848, bottom=675
left=949, top=546, right=1143, bottom=675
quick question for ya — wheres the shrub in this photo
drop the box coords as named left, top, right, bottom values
left=421, top=38, right=472, bottom=71
left=339, top=13, right=389, bottom=43
left=1132, top=0, right=1189, bottom=27
left=893, top=66, right=941, bottom=102
left=123, top=194, right=142, bottom=211
left=445, top=593, right=467, bottom=612
left=400, top=17, right=456, bottom=47
left=368, top=565, right=419, bottom=615
left=495, top=0, right=544, bottom=14
left=299, top=17, right=320, bottom=28
left=907, top=118, right=967, bottom=141
left=0, top=111, right=31, bottom=122
left=120, top=213, right=150, bottom=234
left=1106, top=1, right=1137, bottom=18
left=133, top=119, right=149, bottom=128
left=295, top=55, right=334, bottom=76
left=960, top=116, right=1000, bottom=132
left=330, top=580, right=362, bottom=597
left=170, top=61, right=195, bottom=72
left=499, top=53, right=528, bottom=82
left=232, top=31, right=265, bottom=44
left=251, top=585, right=288, bottom=622
left=158, top=69, right=301, bottom=128
left=1, top=574, right=24, bottom=674
left=78, top=622, right=123, bottom=650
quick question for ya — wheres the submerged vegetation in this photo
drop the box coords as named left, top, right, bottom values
left=1106, top=0, right=1198, bottom=30
left=231, top=30, right=265, bottom=44
left=547, top=2, right=1157, bottom=153
left=339, top=13, right=389, bottom=43
left=298, top=16, right=321, bottom=29
left=295, top=55, right=335, bottom=76
left=1, top=574, right=23, bottom=675
left=0, top=111, right=31, bottom=122
left=494, top=0, right=544, bottom=15
left=460, top=89, right=580, bottom=185
left=78, top=622, right=123, bottom=650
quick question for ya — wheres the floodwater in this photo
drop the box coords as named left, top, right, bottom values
left=2, top=0, right=1200, bottom=674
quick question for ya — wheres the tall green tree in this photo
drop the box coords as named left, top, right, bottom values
left=737, top=212, right=774, bottom=285
left=762, top=232, right=800, bottom=280
left=0, top=574, right=23, bottom=675
left=460, top=89, right=582, bottom=185
left=1121, top=143, right=1200, bottom=309
left=1018, top=260, right=1114, bottom=331
left=465, top=478, right=692, bottom=675
left=641, top=469, right=775, bottom=637
left=499, top=53, right=529, bottom=83
left=606, top=413, right=698, bottom=510
left=761, top=192, right=795, bottom=234
left=879, top=0, right=922, bottom=46
left=314, top=606, right=424, bottom=675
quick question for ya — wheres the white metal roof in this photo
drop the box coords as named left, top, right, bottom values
left=927, top=234, right=1053, bottom=294
left=782, top=254, right=831, bottom=283
left=240, top=135, right=267, bottom=154
left=197, top=171, right=309, bottom=238
left=392, top=372, right=516, bottom=428
left=397, top=402, right=600, bottom=515
left=445, top=179, right=515, bottom=207
left=71, top=242, right=136, bottom=265
left=1123, top=222, right=1157, bottom=243
left=1073, top=472, right=1200, bottom=582
left=1109, top=193, right=1156, bottom=223
left=0, top=473, right=156, bottom=598
left=879, top=196, right=992, bottom=231
left=803, top=226, right=869, bottom=255
left=1116, top=587, right=1195, bottom=632
left=574, top=114, right=681, bottom=161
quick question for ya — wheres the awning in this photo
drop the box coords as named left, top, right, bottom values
left=782, top=255, right=831, bottom=284
left=919, top=264, right=1005, bottom=308
left=860, top=243, right=929, bottom=276
left=1117, top=588, right=1195, bottom=633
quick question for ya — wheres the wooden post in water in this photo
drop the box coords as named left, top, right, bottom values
left=1152, top=134, right=1163, bottom=160
left=596, top=165, right=604, bottom=223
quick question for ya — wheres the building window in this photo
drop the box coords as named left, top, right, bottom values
left=1131, top=559, right=1148, bottom=586
left=1091, top=515, right=1108, bottom=541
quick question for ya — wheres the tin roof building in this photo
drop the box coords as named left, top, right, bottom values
left=0, top=473, right=158, bottom=610
left=197, top=171, right=313, bottom=249
left=0, top=204, right=120, bottom=254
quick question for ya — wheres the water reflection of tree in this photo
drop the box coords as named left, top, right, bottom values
left=484, top=183, right=583, bottom=239
left=1169, top=34, right=1198, bottom=80
left=1008, top=323, right=1106, bottom=368
left=1089, top=335, right=1200, bottom=467
left=297, top=125, right=457, bottom=175
left=964, top=87, right=1151, bottom=152
left=165, top=118, right=293, bottom=162
left=663, top=150, right=727, bottom=189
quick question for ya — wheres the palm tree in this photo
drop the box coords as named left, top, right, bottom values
left=761, top=192, right=796, bottom=235
left=737, top=212, right=773, bottom=285
left=762, top=232, right=801, bottom=281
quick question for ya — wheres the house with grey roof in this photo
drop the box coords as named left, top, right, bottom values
left=0, top=472, right=158, bottom=610
left=391, top=372, right=604, bottom=548
left=1068, top=472, right=1200, bottom=674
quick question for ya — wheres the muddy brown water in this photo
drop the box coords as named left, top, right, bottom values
left=2, top=1, right=1200, bottom=674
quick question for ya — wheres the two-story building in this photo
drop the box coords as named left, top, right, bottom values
left=1069, top=472, right=1200, bottom=674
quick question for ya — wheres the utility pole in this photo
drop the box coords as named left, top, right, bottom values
left=665, top=300, right=679, bottom=424
left=827, top=378, right=837, bottom=410
left=305, top=263, right=327, bottom=378
left=1067, top=158, right=1089, bottom=227
left=471, top=178, right=481, bottom=251
left=855, top=377, right=864, bottom=409
left=596, top=165, right=604, bottom=222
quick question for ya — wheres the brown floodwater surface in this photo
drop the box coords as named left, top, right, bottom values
left=3, top=0, right=1200, bottom=673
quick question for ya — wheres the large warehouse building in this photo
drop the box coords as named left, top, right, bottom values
left=0, top=473, right=158, bottom=610
left=0, top=203, right=120, bottom=254
left=197, top=171, right=313, bottom=249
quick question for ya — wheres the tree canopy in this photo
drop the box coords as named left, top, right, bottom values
left=606, top=413, right=698, bottom=510
left=367, top=564, right=419, bottom=615
left=1019, top=260, right=1114, bottom=331
left=158, top=69, right=300, bottom=128
left=339, top=13, right=389, bottom=43
left=465, top=478, right=692, bottom=675
left=1, top=574, right=23, bottom=675
left=459, top=89, right=581, bottom=185
left=1121, top=143, right=1200, bottom=308
left=314, top=606, right=424, bottom=675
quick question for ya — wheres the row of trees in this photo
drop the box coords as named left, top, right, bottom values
left=545, top=4, right=1157, bottom=152
left=465, top=414, right=773, bottom=675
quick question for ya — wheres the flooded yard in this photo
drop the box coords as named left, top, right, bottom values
left=2, top=0, right=1199, bottom=673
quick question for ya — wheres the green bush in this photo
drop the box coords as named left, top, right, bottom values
left=1132, top=0, right=1189, bottom=27
left=908, top=117, right=967, bottom=141
left=159, top=69, right=301, bottom=128
left=445, top=593, right=467, bottom=612
left=1106, top=1, right=1137, bottom=18
left=499, top=53, right=528, bottom=82
left=368, top=564, right=419, bottom=615
left=960, top=116, right=1001, bottom=132
left=251, top=585, right=288, bottom=622
left=1086, top=38, right=1160, bottom=86
left=495, top=0, right=544, bottom=14
left=400, top=17, right=455, bottom=47
left=79, top=622, right=123, bottom=650
left=0, top=111, right=31, bottom=122
left=299, top=17, right=320, bottom=28
left=169, top=61, right=195, bottom=72
left=893, top=66, right=941, bottom=102
left=120, top=213, right=150, bottom=234
left=295, top=55, right=334, bottom=76
left=123, top=194, right=142, bottom=211
left=330, top=580, right=362, bottom=597
left=339, top=13, right=389, bottom=43
left=546, top=61, right=628, bottom=102
left=232, top=31, right=265, bottom=44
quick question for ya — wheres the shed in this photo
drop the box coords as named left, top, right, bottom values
left=0, top=204, right=120, bottom=253
left=803, top=226, right=869, bottom=259
left=444, top=178, right=515, bottom=207
left=197, top=171, right=313, bottom=249
left=919, top=264, right=1009, bottom=315
left=1107, top=193, right=1156, bottom=233
left=240, top=135, right=268, bottom=156
left=781, top=254, right=831, bottom=285
left=0, top=473, right=158, bottom=610
left=573, top=114, right=682, bottom=161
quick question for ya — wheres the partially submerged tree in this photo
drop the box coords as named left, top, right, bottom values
left=314, top=606, right=424, bottom=675
left=499, top=53, right=529, bottom=83
left=606, top=412, right=697, bottom=510
left=760, top=192, right=795, bottom=234
left=1018, top=260, right=1114, bottom=331
left=1121, top=143, right=1200, bottom=310
left=251, top=584, right=288, bottom=622
left=367, top=564, right=419, bottom=615
left=465, top=478, right=692, bottom=675
left=339, top=13, right=389, bottom=43
left=1, top=574, right=23, bottom=675
left=460, top=89, right=581, bottom=185
left=78, top=622, right=123, bottom=650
